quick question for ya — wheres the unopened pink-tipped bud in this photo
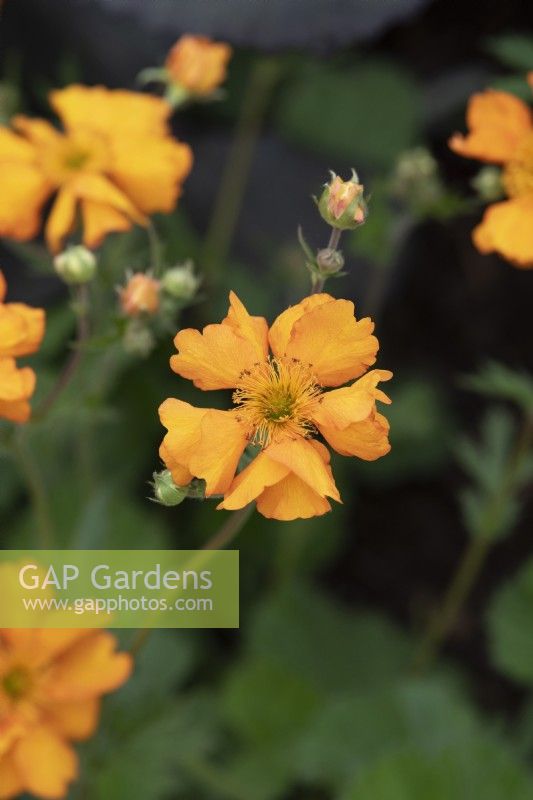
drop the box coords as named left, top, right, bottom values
left=119, top=273, right=161, bottom=317
left=318, top=171, right=367, bottom=230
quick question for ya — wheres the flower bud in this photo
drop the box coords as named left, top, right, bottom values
left=151, top=469, right=188, bottom=506
left=161, top=261, right=201, bottom=301
left=119, top=272, right=160, bottom=317
left=54, top=245, right=97, bottom=285
left=122, top=318, right=156, bottom=357
left=165, top=35, right=232, bottom=98
left=318, top=171, right=367, bottom=230
left=390, top=148, right=443, bottom=209
left=471, top=166, right=504, bottom=202
left=316, top=248, right=345, bottom=275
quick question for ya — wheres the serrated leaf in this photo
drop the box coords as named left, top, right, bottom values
left=486, top=35, right=533, bottom=71
left=462, top=362, right=533, bottom=414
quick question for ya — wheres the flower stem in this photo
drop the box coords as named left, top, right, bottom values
left=11, top=429, right=54, bottom=549
left=311, top=228, right=343, bottom=294
left=146, top=220, right=163, bottom=276
left=412, top=412, right=533, bottom=674
left=327, top=227, right=342, bottom=251
left=36, top=284, right=90, bottom=418
left=129, top=505, right=253, bottom=656
left=202, top=58, right=282, bottom=283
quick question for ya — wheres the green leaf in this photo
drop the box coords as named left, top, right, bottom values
left=486, top=35, right=533, bottom=71
left=247, top=583, right=411, bottom=693
left=488, top=557, right=533, bottom=684
left=462, top=362, right=533, bottom=414
left=341, top=741, right=533, bottom=800
left=276, top=60, right=421, bottom=167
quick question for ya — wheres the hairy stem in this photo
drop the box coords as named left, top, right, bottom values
left=202, top=58, right=282, bottom=282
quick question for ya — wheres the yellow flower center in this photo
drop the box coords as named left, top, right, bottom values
left=39, top=130, right=110, bottom=186
left=233, top=357, right=322, bottom=447
left=2, top=666, right=32, bottom=701
left=503, top=132, right=533, bottom=198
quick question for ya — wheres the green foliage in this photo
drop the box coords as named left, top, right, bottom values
left=341, top=741, right=533, bottom=800
left=488, top=557, right=533, bottom=685
left=455, top=408, right=531, bottom=541
left=462, top=362, right=533, bottom=415
left=276, top=60, right=421, bottom=167
left=486, top=34, right=533, bottom=71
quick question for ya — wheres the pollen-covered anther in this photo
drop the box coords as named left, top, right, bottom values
left=232, top=357, right=322, bottom=447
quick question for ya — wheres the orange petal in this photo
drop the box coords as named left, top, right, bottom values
left=0, top=752, right=24, bottom=800
left=111, top=136, right=193, bottom=215
left=45, top=186, right=77, bottom=254
left=159, top=440, right=194, bottom=487
left=311, top=369, right=392, bottom=431
left=0, top=630, right=92, bottom=668
left=0, top=126, right=36, bottom=162
left=50, top=85, right=171, bottom=138
left=257, top=470, right=332, bottom=520
left=0, top=305, right=45, bottom=358
left=449, top=90, right=532, bottom=163
left=223, top=291, right=269, bottom=362
left=12, top=116, right=62, bottom=148
left=473, top=197, right=533, bottom=268
left=277, top=296, right=378, bottom=387
left=0, top=359, right=36, bottom=402
left=81, top=200, right=132, bottom=249
left=219, top=438, right=340, bottom=520
left=12, top=727, right=77, bottom=800
left=45, top=631, right=132, bottom=702
left=0, top=163, right=51, bottom=241
left=217, top=451, right=290, bottom=511
left=159, top=398, right=247, bottom=494
left=171, top=323, right=263, bottom=390
left=46, top=698, right=100, bottom=741
left=319, top=409, right=391, bottom=460
left=268, top=293, right=333, bottom=357
left=0, top=399, right=31, bottom=423
left=0, top=272, right=6, bottom=303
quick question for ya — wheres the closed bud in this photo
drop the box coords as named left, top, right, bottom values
left=472, top=166, right=504, bottom=202
left=122, top=319, right=156, bottom=357
left=318, top=171, right=367, bottom=230
left=151, top=469, right=188, bottom=506
left=165, top=35, right=232, bottom=98
left=119, top=272, right=160, bottom=317
left=161, top=261, right=201, bottom=301
left=54, top=245, right=97, bottom=285
left=316, top=248, right=345, bottom=275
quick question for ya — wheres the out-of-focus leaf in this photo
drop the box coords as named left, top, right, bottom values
left=488, top=557, right=533, bottom=685
left=247, top=583, right=411, bottom=692
left=296, top=678, right=482, bottom=788
left=276, top=61, right=421, bottom=167
left=462, top=362, right=533, bottom=414
left=490, top=75, right=533, bottom=101
left=360, top=379, right=452, bottom=483
left=341, top=740, right=533, bottom=800
left=486, top=35, right=533, bottom=71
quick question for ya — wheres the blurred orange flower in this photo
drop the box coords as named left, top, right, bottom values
left=0, top=271, right=45, bottom=423
left=165, top=35, right=232, bottom=97
left=0, top=628, right=132, bottom=799
left=159, top=292, right=391, bottom=521
left=0, top=85, right=193, bottom=253
left=119, top=272, right=161, bottom=317
left=450, top=74, right=533, bottom=267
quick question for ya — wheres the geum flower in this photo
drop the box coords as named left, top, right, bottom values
left=0, top=628, right=132, bottom=799
left=159, top=293, right=391, bottom=521
left=0, top=85, right=193, bottom=253
left=165, top=35, right=232, bottom=97
left=0, top=271, right=45, bottom=423
left=450, top=74, right=533, bottom=267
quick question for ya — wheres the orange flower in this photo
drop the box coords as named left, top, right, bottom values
left=0, top=85, right=193, bottom=253
left=450, top=75, right=533, bottom=267
left=119, top=272, right=161, bottom=317
left=0, top=271, right=45, bottom=423
left=0, top=628, right=132, bottom=799
left=159, top=292, right=391, bottom=521
left=165, top=35, right=232, bottom=97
